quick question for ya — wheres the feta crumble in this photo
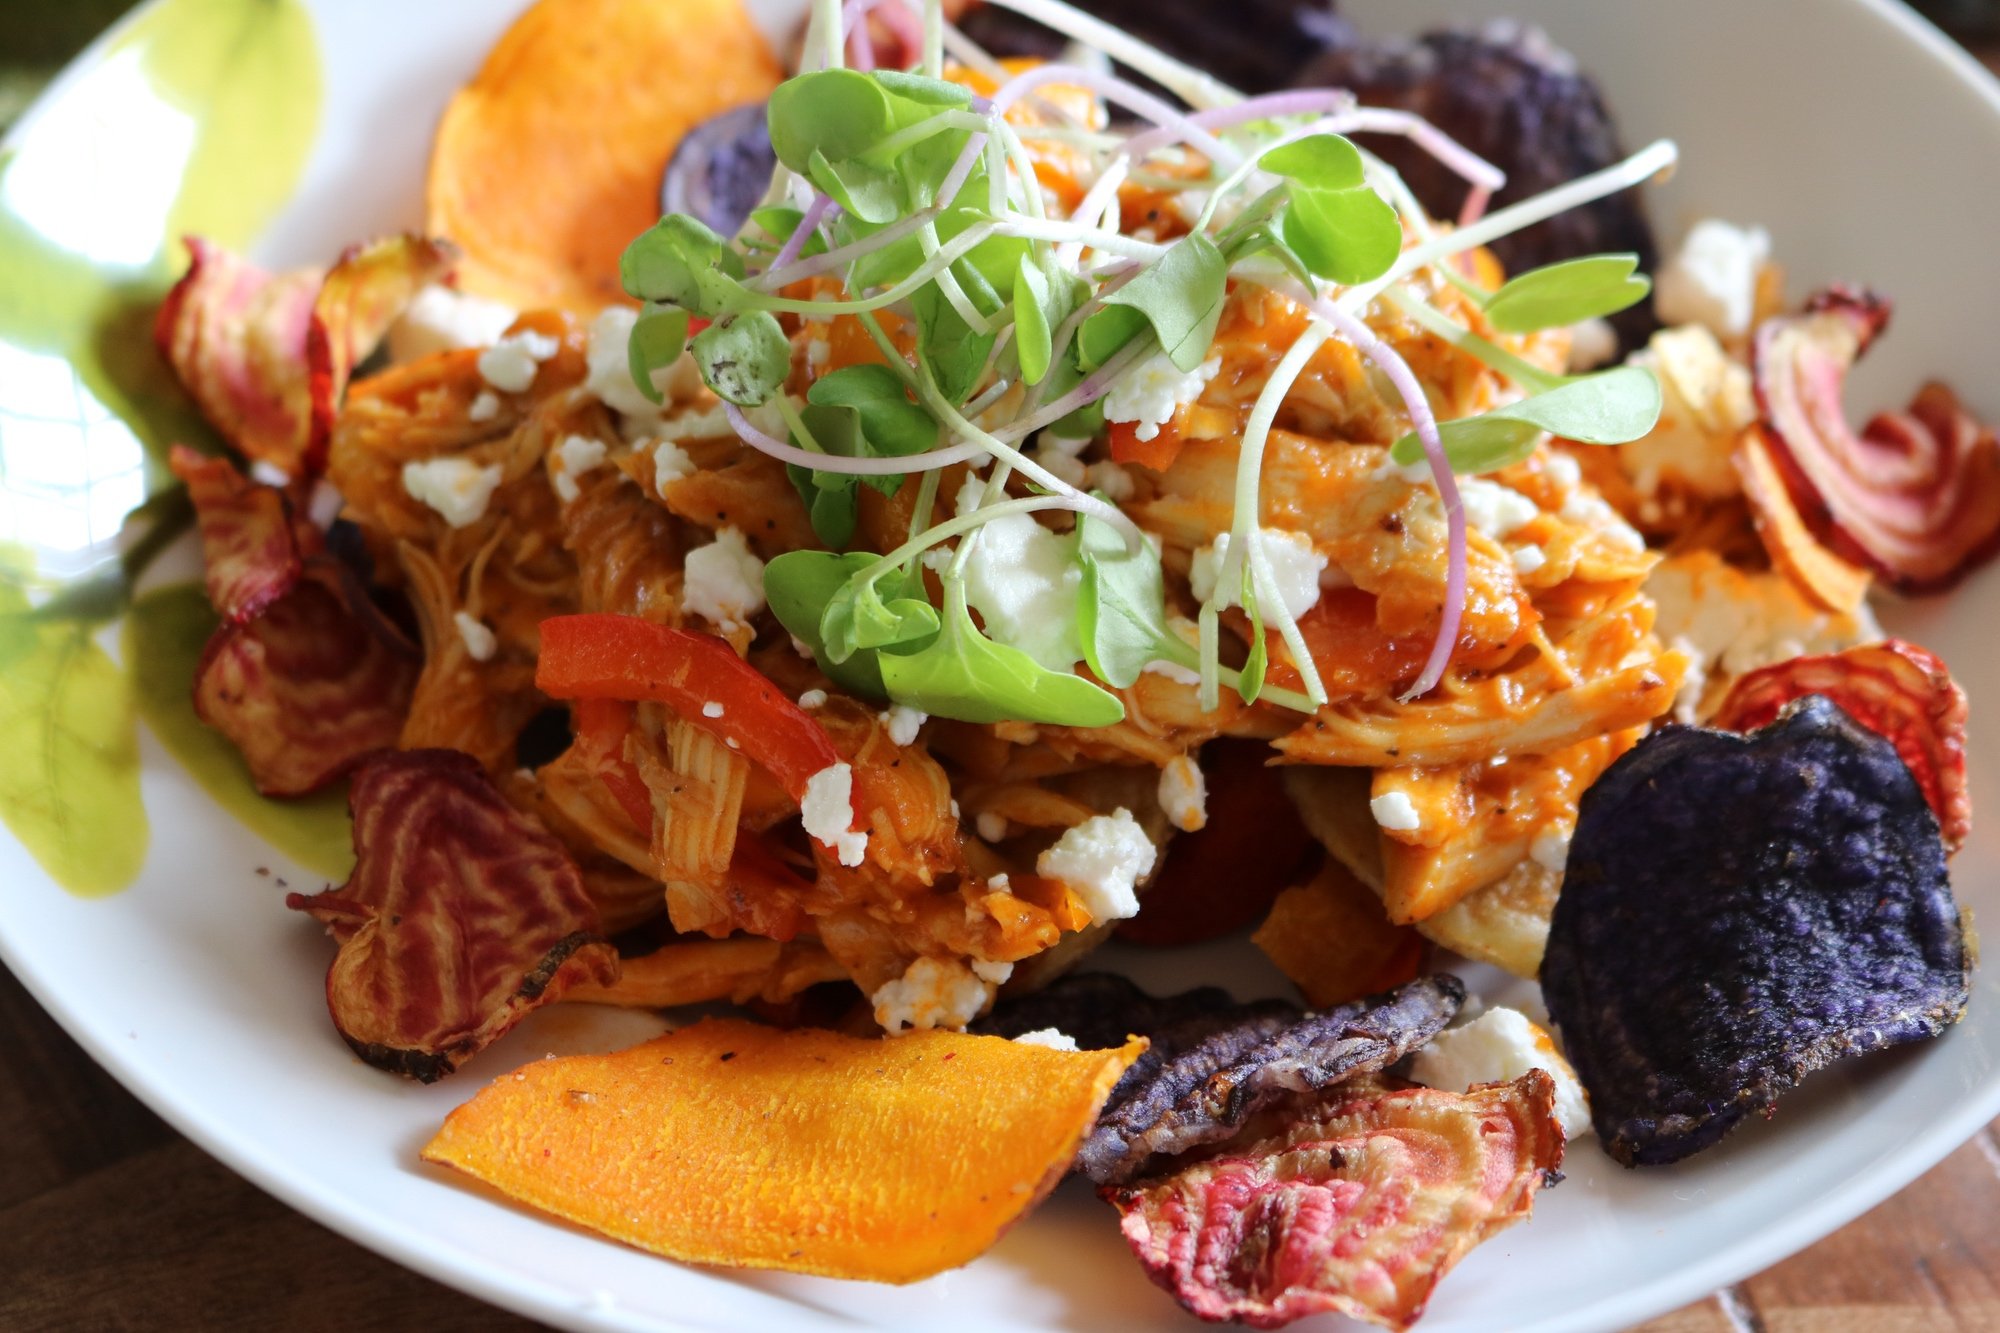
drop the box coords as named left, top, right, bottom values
left=249, top=460, right=290, bottom=488
left=1143, top=658, right=1202, bottom=686
left=1565, top=316, right=1618, bottom=373
left=585, top=306, right=692, bottom=418
left=389, top=284, right=518, bottom=363
left=1089, top=461, right=1137, bottom=501
left=1157, top=754, right=1207, bottom=833
left=1655, top=218, right=1771, bottom=340
left=468, top=390, right=501, bottom=423
left=401, top=457, right=505, bottom=529
left=798, top=688, right=828, bottom=710
left=969, top=959, right=1014, bottom=985
left=1037, top=809, right=1156, bottom=923
left=880, top=705, right=927, bottom=747
left=1512, top=545, right=1548, bottom=575
left=476, top=329, right=559, bottom=394
left=1013, top=1028, right=1079, bottom=1051
left=650, top=438, right=695, bottom=494
left=1103, top=351, right=1220, bottom=441
left=801, top=762, right=867, bottom=867
left=976, top=812, right=1009, bottom=843
left=1409, top=1007, right=1592, bottom=1140
left=682, top=527, right=766, bottom=634
left=871, top=957, right=992, bottom=1033
left=452, top=611, right=497, bottom=662
left=550, top=433, right=607, bottom=504
left=1529, top=822, right=1572, bottom=874
left=701, top=701, right=725, bottom=719
left=1458, top=477, right=1540, bottom=541
left=1190, top=528, right=1327, bottom=620
left=1370, top=790, right=1422, bottom=832
left=958, top=506, right=1085, bottom=672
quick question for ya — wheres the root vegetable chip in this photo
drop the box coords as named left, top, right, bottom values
left=170, top=445, right=304, bottom=623
left=304, top=234, right=457, bottom=471
left=156, top=237, right=323, bottom=473
left=1712, top=639, right=1971, bottom=852
left=1082, top=976, right=1465, bottom=1185
left=287, top=750, right=618, bottom=1081
left=1543, top=697, right=1971, bottom=1165
left=421, top=1019, right=1145, bottom=1282
left=1105, top=1072, right=1564, bottom=1331
left=1254, top=858, right=1426, bottom=1009
left=425, top=0, right=782, bottom=312
left=1736, top=425, right=1872, bottom=614
left=158, top=235, right=453, bottom=475
left=174, top=445, right=418, bottom=795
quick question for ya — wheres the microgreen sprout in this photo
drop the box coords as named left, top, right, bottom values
left=622, top=0, right=1677, bottom=726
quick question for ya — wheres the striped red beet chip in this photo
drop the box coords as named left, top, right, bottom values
left=287, top=750, right=619, bottom=1083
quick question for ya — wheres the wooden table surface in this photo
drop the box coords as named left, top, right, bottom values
left=7, top=8, right=2000, bottom=1333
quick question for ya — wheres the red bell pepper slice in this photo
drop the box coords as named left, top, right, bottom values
left=537, top=614, right=839, bottom=802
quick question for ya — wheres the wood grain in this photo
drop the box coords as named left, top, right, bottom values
left=5, top=958, right=1998, bottom=1333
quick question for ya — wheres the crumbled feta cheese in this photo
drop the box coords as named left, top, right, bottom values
left=959, top=509, right=1085, bottom=671
left=476, top=329, right=559, bottom=394
left=650, top=438, right=695, bottom=495
left=1030, top=431, right=1091, bottom=487
left=1157, top=754, right=1207, bottom=833
left=453, top=611, right=497, bottom=662
left=701, top=701, right=725, bottom=719
left=468, top=390, right=501, bottom=423
left=1013, top=1028, right=1079, bottom=1051
left=1646, top=553, right=1882, bottom=693
left=1565, top=316, right=1619, bottom=373
left=805, top=336, right=831, bottom=369
left=1102, top=352, right=1220, bottom=441
left=1544, top=452, right=1582, bottom=490
left=798, top=688, right=828, bottom=710
left=969, top=959, right=1013, bottom=985
left=1190, top=528, right=1327, bottom=620
left=976, top=812, right=1009, bottom=843
left=401, top=457, right=505, bottom=528
left=550, top=433, right=608, bottom=503
left=871, top=957, right=992, bottom=1033
left=880, top=705, right=927, bottom=747
left=1512, top=545, right=1547, bottom=575
left=1558, top=488, right=1646, bottom=552
left=985, top=871, right=1007, bottom=889
left=585, top=306, right=697, bottom=419
left=1409, top=1007, right=1592, bottom=1140
left=1088, top=461, right=1137, bottom=501
left=389, top=284, right=518, bottom=363
left=1457, top=477, right=1541, bottom=541
left=1037, top=809, right=1156, bottom=923
left=682, top=527, right=766, bottom=634
left=1655, top=218, right=1771, bottom=340
left=1370, top=790, right=1422, bottom=832
left=307, top=480, right=344, bottom=529
left=1667, top=633, right=1706, bottom=724
left=801, top=762, right=867, bottom=866
left=1530, top=822, right=1571, bottom=874
left=249, top=460, right=290, bottom=488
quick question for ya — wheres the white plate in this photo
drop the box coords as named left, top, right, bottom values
left=2, top=1, right=1998, bottom=1330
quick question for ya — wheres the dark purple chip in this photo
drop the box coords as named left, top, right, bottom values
left=660, top=103, right=776, bottom=239
left=1543, top=696, right=1971, bottom=1167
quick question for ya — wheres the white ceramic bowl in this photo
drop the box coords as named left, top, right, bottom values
left=1, top=2, right=1996, bottom=1330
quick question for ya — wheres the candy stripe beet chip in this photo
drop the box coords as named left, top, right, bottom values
left=1106, top=1073, right=1564, bottom=1331
left=1712, top=639, right=1971, bottom=852
left=170, top=446, right=304, bottom=624
left=1544, top=697, right=1970, bottom=1166
left=287, top=750, right=619, bottom=1081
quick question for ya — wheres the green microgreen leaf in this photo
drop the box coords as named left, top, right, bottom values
left=1263, top=134, right=1402, bottom=287
left=691, top=310, right=791, bottom=406
left=808, top=149, right=903, bottom=225
left=1236, top=563, right=1268, bottom=704
left=767, top=69, right=896, bottom=175
left=1074, top=509, right=1177, bottom=689
left=912, top=279, right=997, bottom=405
left=877, top=583, right=1124, bottom=727
left=1389, top=364, right=1664, bottom=473
left=620, top=214, right=747, bottom=318
left=626, top=303, right=691, bottom=407
left=1013, top=249, right=1087, bottom=387
left=821, top=566, right=942, bottom=664
left=783, top=364, right=941, bottom=545
left=765, top=551, right=932, bottom=697
left=1482, top=253, right=1651, bottom=334
left=1078, top=233, right=1228, bottom=372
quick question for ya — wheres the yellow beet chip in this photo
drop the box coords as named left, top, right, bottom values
left=422, top=1018, right=1145, bottom=1283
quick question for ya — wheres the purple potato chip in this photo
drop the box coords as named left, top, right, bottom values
left=1543, top=696, right=1971, bottom=1166
left=660, top=103, right=775, bottom=240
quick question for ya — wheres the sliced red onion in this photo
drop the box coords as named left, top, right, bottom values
left=724, top=401, right=987, bottom=474
left=752, top=205, right=938, bottom=290
left=769, top=192, right=837, bottom=275
left=1292, top=288, right=1464, bottom=700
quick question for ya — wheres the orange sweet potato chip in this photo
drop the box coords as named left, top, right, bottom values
left=1737, top=424, right=1872, bottom=614
left=1253, top=857, right=1425, bottom=1009
left=426, top=0, right=782, bottom=313
left=423, top=1018, right=1145, bottom=1282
